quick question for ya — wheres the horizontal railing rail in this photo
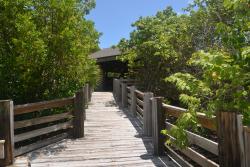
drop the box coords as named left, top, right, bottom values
left=0, top=83, right=93, bottom=166
left=163, top=104, right=216, bottom=131
left=113, top=78, right=250, bottom=167
left=14, top=97, right=74, bottom=115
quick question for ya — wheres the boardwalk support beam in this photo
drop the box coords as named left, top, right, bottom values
left=152, top=97, right=165, bottom=156
left=0, top=100, right=14, bottom=166
left=143, top=92, right=154, bottom=136
left=73, top=88, right=85, bottom=138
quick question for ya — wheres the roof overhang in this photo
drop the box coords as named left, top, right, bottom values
left=90, top=48, right=121, bottom=63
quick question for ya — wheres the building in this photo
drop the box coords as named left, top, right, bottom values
left=90, top=48, right=128, bottom=91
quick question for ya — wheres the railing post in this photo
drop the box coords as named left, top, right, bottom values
left=84, top=84, right=89, bottom=107
left=152, top=97, right=165, bottom=156
left=121, top=82, right=128, bottom=108
left=0, top=140, right=5, bottom=160
left=89, top=86, right=93, bottom=102
left=217, top=111, right=244, bottom=167
left=117, top=79, right=122, bottom=103
left=143, top=92, right=154, bottom=136
left=73, top=88, right=85, bottom=138
left=243, top=126, right=250, bottom=167
left=130, top=86, right=137, bottom=117
left=113, top=79, right=116, bottom=97
left=88, top=84, right=91, bottom=102
left=0, top=100, right=14, bottom=166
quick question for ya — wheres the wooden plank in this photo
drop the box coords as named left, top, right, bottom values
left=166, top=135, right=219, bottom=167
left=0, top=100, right=14, bottom=166
left=244, top=126, right=250, bottom=167
left=135, top=90, right=144, bottom=99
left=84, top=84, right=89, bottom=106
left=136, top=105, right=143, bottom=116
left=0, top=140, right=5, bottom=159
left=14, top=121, right=72, bottom=143
left=166, top=122, right=218, bottom=155
left=14, top=97, right=74, bottom=115
left=130, top=86, right=137, bottom=117
left=121, top=83, right=128, bottom=108
left=217, top=111, right=242, bottom=167
left=136, top=98, right=144, bottom=107
left=165, top=145, right=193, bottom=167
left=73, top=89, right=85, bottom=138
left=22, top=92, right=177, bottom=167
left=15, top=112, right=73, bottom=129
left=14, top=133, right=68, bottom=156
left=117, top=79, right=122, bottom=102
left=163, top=104, right=216, bottom=131
left=244, top=126, right=250, bottom=133
left=181, top=146, right=219, bottom=167
left=236, top=115, right=245, bottom=167
left=143, top=92, right=153, bottom=136
left=152, top=97, right=165, bottom=156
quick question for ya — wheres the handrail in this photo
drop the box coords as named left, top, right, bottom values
left=14, top=97, right=74, bottom=115
left=1, top=84, right=93, bottom=166
left=135, top=90, right=144, bottom=98
left=163, top=103, right=216, bottom=131
left=114, top=78, right=250, bottom=166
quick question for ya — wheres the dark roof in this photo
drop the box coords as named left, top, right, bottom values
left=90, top=48, right=121, bottom=59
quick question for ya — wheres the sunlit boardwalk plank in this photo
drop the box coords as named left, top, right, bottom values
left=15, top=92, right=177, bottom=167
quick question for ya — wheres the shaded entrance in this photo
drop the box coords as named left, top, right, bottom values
left=90, top=48, right=128, bottom=91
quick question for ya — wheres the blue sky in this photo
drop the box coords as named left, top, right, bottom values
left=86, top=0, right=191, bottom=49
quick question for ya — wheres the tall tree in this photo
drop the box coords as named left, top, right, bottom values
left=0, top=0, right=100, bottom=104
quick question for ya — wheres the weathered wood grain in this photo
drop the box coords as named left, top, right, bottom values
left=152, top=97, right=165, bottom=156
left=135, top=90, right=144, bottom=99
left=165, top=145, right=193, bottom=167
left=166, top=122, right=218, bottom=155
left=14, top=121, right=72, bottom=143
left=122, top=82, right=128, bottom=108
left=244, top=126, right=250, bottom=167
left=166, top=135, right=219, bottom=167
left=130, top=86, right=137, bottom=117
left=14, top=97, right=74, bottom=115
left=217, top=111, right=242, bottom=167
left=73, top=89, right=85, bottom=138
left=0, top=140, right=5, bottom=159
left=137, top=98, right=144, bottom=107
left=136, top=105, right=143, bottom=116
left=163, top=104, right=216, bottom=131
left=14, top=112, right=72, bottom=129
left=143, top=92, right=153, bottom=136
left=0, top=100, right=14, bottom=166
left=14, top=133, right=68, bottom=156
left=18, top=92, right=177, bottom=167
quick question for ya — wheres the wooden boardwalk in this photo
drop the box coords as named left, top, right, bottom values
left=13, top=92, right=177, bottom=167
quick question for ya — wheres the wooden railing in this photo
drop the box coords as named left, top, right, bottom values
left=113, top=78, right=250, bottom=167
left=0, top=84, right=92, bottom=166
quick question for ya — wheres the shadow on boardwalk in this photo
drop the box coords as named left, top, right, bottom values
left=13, top=92, right=177, bottom=167
left=115, top=97, right=177, bottom=167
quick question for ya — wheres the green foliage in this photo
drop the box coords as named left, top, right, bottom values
left=118, top=7, right=195, bottom=102
left=118, top=0, right=250, bottom=149
left=165, top=0, right=250, bottom=148
left=0, top=0, right=100, bottom=104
